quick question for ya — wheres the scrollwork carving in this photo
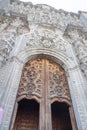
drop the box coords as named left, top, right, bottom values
left=25, top=83, right=36, bottom=94
left=18, top=58, right=70, bottom=102
left=27, top=70, right=37, bottom=81
left=0, top=33, right=16, bottom=66
left=26, top=29, right=66, bottom=52
left=64, top=27, right=87, bottom=79
left=54, top=85, right=64, bottom=97
left=48, top=60, right=70, bottom=100
left=18, top=59, right=44, bottom=98
left=0, top=16, right=29, bottom=67
left=10, top=1, right=82, bottom=29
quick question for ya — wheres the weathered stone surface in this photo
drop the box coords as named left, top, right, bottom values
left=0, top=1, right=87, bottom=130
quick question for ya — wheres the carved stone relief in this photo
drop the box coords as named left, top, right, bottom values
left=10, top=1, right=83, bottom=30
left=0, top=1, right=86, bottom=78
left=0, top=16, right=29, bottom=67
left=25, top=28, right=66, bottom=52
left=0, top=1, right=87, bottom=130
left=76, top=41, right=87, bottom=78
left=64, top=26, right=87, bottom=79
left=0, top=33, right=16, bottom=65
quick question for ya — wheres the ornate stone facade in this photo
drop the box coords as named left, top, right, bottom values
left=0, top=1, right=87, bottom=130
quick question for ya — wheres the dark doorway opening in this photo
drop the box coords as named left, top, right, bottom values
left=51, top=102, right=72, bottom=130
left=13, top=99, right=39, bottom=130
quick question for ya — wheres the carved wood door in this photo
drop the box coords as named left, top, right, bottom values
left=13, top=58, right=75, bottom=130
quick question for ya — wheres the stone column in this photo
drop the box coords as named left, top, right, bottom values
left=68, top=67, right=87, bottom=130
left=0, top=62, right=14, bottom=105
left=0, top=59, right=23, bottom=130
left=9, top=102, right=18, bottom=130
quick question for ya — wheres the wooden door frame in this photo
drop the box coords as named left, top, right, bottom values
left=10, top=58, right=78, bottom=130
left=10, top=99, right=77, bottom=130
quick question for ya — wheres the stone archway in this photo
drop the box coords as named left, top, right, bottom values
left=1, top=44, right=87, bottom=130
left=11, top=58, right=77, bottom=130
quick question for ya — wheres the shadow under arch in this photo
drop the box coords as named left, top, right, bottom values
left=51, top=101, right=73, bottom=130
left=51, top=96, right=72, bottom=107
left=13, top=98, right=40, bottom=130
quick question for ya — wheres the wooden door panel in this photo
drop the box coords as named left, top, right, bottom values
left=52, top=102, right=72, bottom=130
left=13, top=58, right=75, bottom=130
left=14, top=100, right=39, bottom=130
left=18, top=58, right=70, bottom=101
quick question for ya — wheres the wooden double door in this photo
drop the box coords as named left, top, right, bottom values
left=13, top=58, right=77, bottom=130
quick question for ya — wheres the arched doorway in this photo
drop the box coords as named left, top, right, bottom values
left=13, top=99, right=39, bottom=130
left=51, top=102, right=72, bottom=130
left=11, top=58, right=77, bottom=130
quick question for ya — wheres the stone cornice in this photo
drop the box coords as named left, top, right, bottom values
left=0, top=1, right=86, bottom=34
left=64, top=24, right=87, bottom=40
left=0, top=1, right=83, bottom=30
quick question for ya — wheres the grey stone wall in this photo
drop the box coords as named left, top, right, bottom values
left=0, top=0, right=9, bottom=12
left=80, top=11, right=87, bottom=28
left=0, top=1, right=87, bottom=130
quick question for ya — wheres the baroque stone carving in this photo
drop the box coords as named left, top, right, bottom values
left=0, top=16, right=29, bottom=67
left=25, top=28, right=66, bottom=52
left=0, top=33, right=16, bottom=65
left=0, top=1, right=87, bottom=130
left=0, top=1, right=86, bottom=77
left=64, top=25, right=87, bottom=79
left=10, top=1, right=83, bottom=30
left=76, top=41, right=87, bottom=78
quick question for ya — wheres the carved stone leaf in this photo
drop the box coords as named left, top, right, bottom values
left=26, top=29, right=66, bottom=52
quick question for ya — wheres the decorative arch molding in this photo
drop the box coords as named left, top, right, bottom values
left=17, top=95, right=41, bottom=104
left=17, top=47, right=77, bottom=69
left=50, top=97, right=71, bottom=106
left=0, top=35, right=87, bottom=130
